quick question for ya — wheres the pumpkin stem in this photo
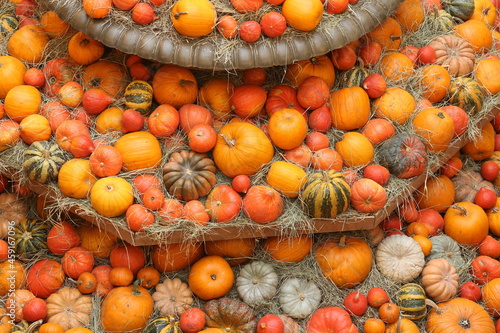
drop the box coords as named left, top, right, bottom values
left=131, top=279, right=142, bottom=295
left=173, top=11, right=189, bottom=19
left=338, top=235, right=347, bottom=247
left=79, top=38, right=91, bottom=47
left=437, top=111, right=445, bottom=119
left=210, top=273, right=217, bottom=280
left=452, top=203, right=468, bottom=217
left=395, top=316, right=402, bottom=333
left=67, top=277, right=81, bottom=284
left=180, top=79, right=196, bottom=87
left=425, top=298, right=440, bottom=313
left=220, top=134, right=235, bottom=148
left=458, top=317, right=471, bottom=329
left=26, top=319, right=43, bottom=333
left=309, top=57, right=319, bottom=65
left=390, top=35, right=402, bottom=42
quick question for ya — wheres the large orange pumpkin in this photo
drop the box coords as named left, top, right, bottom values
left=329, top=87, right=370, bottom=131
left=412, top=107, right=455, bottom=152
left=114, top=131, right=162, bottom=171
left=4, top=85, right=42, bottom=122
left=152, top=64, right=198, bottom=108
left=443, top=202, right=489, bottom=247
left=454, top=19, right=492, bottom=53
left=82, top=60, right=127, bottom=98
left=7, top=25, right=49, bottom=63
left=0, top=55, right=26, bottom=99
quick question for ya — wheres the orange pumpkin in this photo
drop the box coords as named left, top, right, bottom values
left=365, top=17, right=403, bottom=51
left=89, top=145, right=123, bottom=178
left=242, top=185, right=283, bottom=223
left=470, top=0, right=497, bottom=25
left=461, top=122, right=495, bottom=161
left=475, top=58, right=500, bottom=94
left=68, top=32, right=105, bottom=65
left=78, top=222, right=118, bottom=259
left=281, top=0, right=324, bottom=31
left=204, top=238, right=257, bottom=266
left=263, top=234, right=314, bottom=263
left=329, top=87, right=370, bottom=130
left=82, top=60, right=128, bottom=98
left=4, top=85, right=42, bottom=122
left=188, top=255, right=234, bottom=300
left=7, top=25, right=49, bottom=63
left=419, top=64, right=451, bottom=103
left=285, top=55, right=336, bottom=89
left=444, top=202, right=489, bottom=247
left=95, top=106, right=124, bottom=134
left=335, top=132, right=374, bottom=167
left=40, top=11, right=71, bottom=39
left=372, top=87, right=415, bottom=125
left=90, top=176, right=134, bottom=217
left=454, top=19, right=492, bottom=53
left=152, top=64, right=198, bottom=108
left=58, top=159, right=97, bottom=199
left=350, top=178, right=387, bottom=213
left=114, top=131, right=162, bottom=171
left=393, top=0, right=425, bottom=32
left=198, top=78, right=235, bottom=121
left=152, top=242, right=204, bottom=273
left=266, top=160, right=307, bottom=198
left=482, top=278, right=500, bottom=317
left=411, top=107, right=455, bottom=152
left=379, top=52, right=415, bottom=83
left=415, top=174, right=455, bottom=212
left=19, top=114, right=51, bottom=144
left=267, top=108, right=308, bottom=150
left=0, top=55, right=27, bottom=99
left=171, top=0, right=217, bottom=37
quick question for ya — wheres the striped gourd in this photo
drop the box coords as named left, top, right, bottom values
left=300, top=170, right=351, bottom=219
left=12, top=218, right=49, bottom=255
left=396, top=283, right=428, bottom=320
left=124, top=80, right=153, bottom=116
left=143, top=316, right=181, bottom=333
left=337, top=66, right=373, bottom=88
left=22, top=140, right=66, bottom=184
left=448, top=77, right=484, bottom=115
left=0, top=14, right=19, bottom=37
left=430, top=9, right=455, bottom=33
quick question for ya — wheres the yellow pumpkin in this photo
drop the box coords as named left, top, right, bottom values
left=372, top=87, right=415, bottom=125
left=95, top=106, right=124, bottom=134
left=266, top=160, right=307, bottom=198
left=335, top=132, right=374, bottom=167
left=282, top=0, right=324, bottom=32
left=58, top=158, right=97, bottom=199
left=90, top=176, right=134, bottom=217
left=475, top=58, right=500, bottom=94
left=171, top=0, right=217, bottom=37
left=0, top=55, right=26, bottom=99
left=114, top=131, right=162, bottom=171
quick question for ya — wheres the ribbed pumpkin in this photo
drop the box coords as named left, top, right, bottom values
left=144, top=316, right=181, bottom=333
left=12, top=218, right=49, bottom=256
left=171, top=0, right=217, bottom=37
left=443, top=0, right=475, bottom=20
left=448, top=77, right=484, bottom=115
left=0, top=14, right=18, bottom=36
left=212, top=122, right=274, bottom=178
left=396, top=283, right=428, bottom=320
left=378, top=133, right=428, bottom=178
left=329, top=87, right=370, bottom=131
left=300, top=170, right=351, bottom=219
left=124, top=80, right=153, bottom=116
left=114, top=131, right=162, bottom=171
left=22, top=140, right=66, bottom=184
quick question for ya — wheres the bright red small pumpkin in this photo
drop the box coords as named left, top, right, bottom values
left=61, top=246, right=95, bottom=279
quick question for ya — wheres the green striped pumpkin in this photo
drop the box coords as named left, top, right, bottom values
left=0, top=14, right=19, bottom=37
left=22, top=140, right=66, bottom=184
left=448, top=77, right=484, bottom=115
left=143, top=316, right=181, bottom=333
left=337, top=66, right=373, bottom=88
left=124, top=80, right=154, bottom=116
left=396, top=283, right=428, bottom=320
left=300, top=170, right=351, bottom=219
left=12, top=218, right=49, bottom=255
left=430, top=10, right=455, bottom=33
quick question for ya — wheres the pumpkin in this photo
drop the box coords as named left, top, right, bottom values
left=281, top=0, right=324, bottom=32
left=329, top=87, right=370, bottom=131
left=350, top=178, right=387, bottom=213
left=42, top=58, right=77, bottom=97
left=137, top=266, right=161, bottom=289
left=89, top=145, right=123, bottom=177
left=0, top=55, right=26, bottom=99
left=91, top=265, right=113, bottom=297
left=475, top=58, right=500, bottom=94
left=22, top=140, right=65, bottom=184
left=0, top=193, right=29, bottom=239
left=372, top=87, right=415, bottom=125
left=379, top=52, right=414, bottom=83
left=448, top=77, right=485, bottom=115
left=395, top=283, right=428, bottom=320
left=152, top=64, right=198, bottom=108
left=61, top=247, right=94, bottom=280
left=55, top=120, right=94, bottom=158
left=452, top=169, right=494, bottom=202
left=18, top=113, right=51, bottom=144
left=124, top=80, right=153, bottom=116
left=12, top=218, right=49, bottom=256
left=40, top=10, right=70, bottom=38
left=421, top=258, right=459, bottom=302
left=454, top=19, right=492, bottom=53
left=315, top=235, right=372, bottom=288
left=263, top=234, right=313, bottom=264
left=285, top=55, right=336, bottom=89
left=114, top=131, right=162, bottom=171
left=0, top=119, right=20, bottom=152
left=482, top=278, right=500, bottom=316
left=393, top=0, right=425, bottom=31
left=242, top=185, right=283, bottom=223
left=152, top=242, right=204, bottom=273
left=470, top=0, right=497, bottom=25
left=205, top=185, right=242, bottom=223
left=335, top=132, right=374, bottom=167
left=0, top=14, right=18, bottom=37
left=236, top=261, right=278, bottom=305
left=4, top=84, right=42, bottom=122
left=100, top=281, right=154, bottom=333
left=0, top=308, right=14, bottom=333
left=443, top=0, right=475, bottom=19
left=426, top=235, right=465, bottom=269
left=162, top=150, right=217, bottom=201
left=266, top=160, right=307, bottom=198
left=5, top=289, right=35, bottom=322
left=265, top=84, right=305, bottom=116
left=26, top=259, right=65, bottom=298
left=90, top=176, right=133, bottom=217
left=443, top=202, right=489, bottom=247
left=203, top=297, right=258, bottom=332
left=45, top=287, right=92, bottom=331
left=82, top=60, right=127, bottom=98
left=152, top=278, right=194, bottom=317
left=204, top=238, right=257, bottom=266
left=78, top=222, right=118, bottom=259
left=419, top=64, right=451, bottom=103
left=7, top=25, right=49, bottom=63
left=429, top=34, right=475, bottom=77
left=375, top=234, right=425, bottom=282
left=95, top=106, right=124, bottom=134
left=427, top=297, right=496, bottom=331
left=378, top=133, right=428, bottom=179
left=267, top=108, right=308, bottom=150
left=365, top=17, right=403, bottom=51
left=300, top=170, right=350, bottom=219
left=188, top=255, right=234, bottom=300
left=0, top=259, right=26, bottom=297
left=213, top=122, right=274, bottom=178
left=306, top=307, right=357, bottom=333
left=58, top=158, right=96, bottom=199
left=171, top=0, right=216, bottom=37
left=386, top=318, right=420, bottom=333
left=198, top=78, right=234, bottom=121
left=414, top=175, right=455, bottom=212
left=279, top=277, right=321, bottom=319
left=144, top=316, right=181, bottom=333
left=76, top=272, right=97, bottom=295
left=67, top=32, right=104, bottom=65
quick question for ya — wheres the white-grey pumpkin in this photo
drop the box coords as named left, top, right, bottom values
left=236, top=260, right=278, bottom=305
left=278, top=277, right=321, bottom=319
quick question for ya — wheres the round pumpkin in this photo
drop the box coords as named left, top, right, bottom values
left=378, top=133, right=428, bottom=179
left=266, top=160, right=307, bottom=198
left=0, top=259, right=26, bottom=297
left=152, top=242, right=204, bottom=273
left=285, top=55, right=336, bottom=89
left=4, top=84, right=42, bottom=122
left=282, top=0, right=323, bottom=31
left=188, top=255, right=234, bottom=300
left=114, top=131, right=162, bottom=171
left=372, top=87, right=415, bottom=125
left=0, top=56, right=27, bottom=99
left=171, top=0, right=217, bottom=37
left=26, top=259, right=65, bottom=298
left=414, top=174, right=455, bottom=212
left=7, top=25, right=49, bottom=63
left=267, top=108, right=308, bottom=150
left=152, top=64, right=198, bottom=108
left=263, top=234, right=314, bottom=264
left=335, top=132, right=374, bottom=167
left=329, top=87, right=370, bottom=131
left=443, top=202, right=489, bottom=246
left=204, top=238, right=257, bottom=266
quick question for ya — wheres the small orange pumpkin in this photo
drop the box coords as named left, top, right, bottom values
left=152, top=64, right=198, bottom=108
left=412, top=107, right=455, bottom=152
left=4, top=85, right=42, bottom=122
left=379, top=52, right=415, bottom=83
left=68, top=32, right=105, bottom=65
left=188, top=255, right=234, bottom=300
left=267, top=108, right=308, bottom=150
left=329, top=87, right=370, bottom=131
left=171, top=0, right=217, bottom=37
left=266, top=160, right=307, bottom=198
left=419, top=64, right=451, bottom=103
left=19, top=114, right=51, bottom=144
left=285, top=55, right=336, bottom=89
left=114, top=131, right=162, bottom=171
left=58, top=159, right=97, bottom=199
left=281, top=0, right=324, bottom=31
left=335, top=132, right=374, bottom=167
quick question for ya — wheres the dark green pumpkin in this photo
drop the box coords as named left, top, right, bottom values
left=12, top=218, right=49, bottom=255
left=124, top=80, right=154, bottom=116
left=442, top=0, right=475, bottom=21
left=448, top=77, right=484, bottom=115
left=300, top=170, right=351, bottom=219
left=337, top=66, right=373, bottom=88
left=378, top=133, right=428, bottom=179
left=396, top=283, right=428, bottom=320
left=0, top=14, right=19, bottom=37
left=22, top=140, right=66, bottom=184
left=143, top=316, right=181, bottom=333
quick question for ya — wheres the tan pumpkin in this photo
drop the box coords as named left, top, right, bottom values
left=152, top=278, right=194, bottom=316
left=0, top=193, right=28, bottom=239
left=428, top=34, right=476, bottom=77
left=421, top=258, right=459, bottom=302
left=5, top=289, right=35, bottom=322
left=46, top=287, right=92, bottom=331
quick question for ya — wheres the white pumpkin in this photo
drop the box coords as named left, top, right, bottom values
left=375, top=234, right=425, bottom=283
left=152, top=278, right=194, bottom=316
left=278, top=277, right=321, bottom=319
left=236, top=260, right=278, bottom=305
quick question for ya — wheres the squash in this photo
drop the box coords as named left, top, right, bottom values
left=0, top=193, right=29, bottom=239
left=421, top=258, right=459, bottom=302
left=162, top=150, right=217, bottom=201
left=396, top=283, right=428, bottom=320
left=188, top=255, right=234, bottom=300
left=236, top=261, right=278, bottom=305
left=426, top=297, right=495, bottom=332
left=448, top=77, right=485, bottom=115
left=171, top=0, right=217, bottom=37
left=12, top=218, right=49, bottom=256
left=452, top=169, right=495, bottom=202
left=22, top=140, right=66, bottom=184
left=0, top=14, right=18, bottom=37
left=46, top=287, right=92, bottom=331
left=58, top=158, right=97, bottom=199
left=378, top=133, right=428, bottom=179
left=152, top=278, right=194, bottom=317
left=372, top=87, right=415, bottom=125
left=427, top=8, right=455, bottom=33
left=143, top=316, right=181, bottom=333
left=375, top=234, right=425, bottom=282
left=279, top=277, right=321, bottom=319
left=428, top=34, right=475, bottom=77
left=203, top=297, right=258, bottom=332
left=442, top=0, right=475, bottom=20
left=337, top=66, right=373, bottom=88
left=124, top=80, right=153, bottom=116
left=329, top=87, right=370, bottom=131
left=426, top=235, right=465, bottom=269
left=300, top=170, right=350, bottom=219
left=114, top=131, right=162, bottom=171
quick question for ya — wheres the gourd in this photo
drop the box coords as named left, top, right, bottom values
left=375, top=234, right=425, bottom=282
left=427, top=9, right=455, bottom=33
left=12, top=218, right=49, bottom=256
left=162, top=150, right=217, bottom=201
left=426, top=235, right=465, bottom=270
left=45, top=287, right=92, bottom=331
left=0, top=14, right=18, bottom=36
left=337, top=66, right=373, bottom=88
left=278, top=277, right=321, bottom=319
left=395, top=283, right=428, bottom=320
left=236, top=261, right=278, bottom=305
left=306, top=307, right=357, bottom=333
left=152, top=278, right=194, bottom=317
left=203, top=297, right=258, bottom=332
left=378, top=133, right=428, bottom=179
left=124, top=80, right=153, bottom=116
left=421, top=258, right=459, bottom=302
left=143, top=316, right=182, bottom=333
left=452, top=170, right=495, bottom=202
left=0, top=193, right=29, bottom=239
left=448, top=77, right=485, bottom=115
left=442, top=0, right=475, bottom=20
left=22, top=140, right=66, bottom=184
left=428, top=34, right=475, bottom=77
left=300, top=170, right=350, bottom=219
